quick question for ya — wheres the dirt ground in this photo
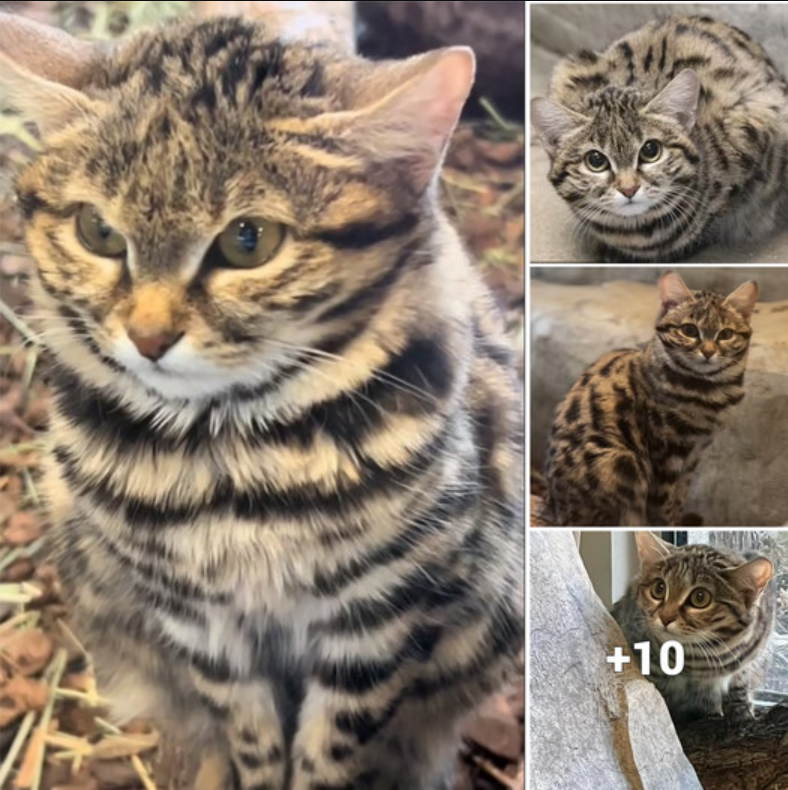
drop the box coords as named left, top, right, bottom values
left=0, top=3, right=524, bottom=788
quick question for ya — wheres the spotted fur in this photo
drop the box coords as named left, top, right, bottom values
left=532, top=15, right=788, bottom=262
left=0, top=13, right=523, bottom=790
left=612, top=532, right=774, bottom=723
left=546, top=272, right=758, bottom=527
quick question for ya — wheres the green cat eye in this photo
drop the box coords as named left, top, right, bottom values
left=639, top=140, right=662, bottom=163
left=584, top=150, right=610, bottom=172
left=718, top=328, right=734, bottom=341
left=650, top=579, right=667, bottom=600
left=76, top=205, right=127, bottom=258
left=688, top=588, right=711, bottom=608
left=681, top=323, right=700, bottom=338
left=215, top=217, right=285, bottom=269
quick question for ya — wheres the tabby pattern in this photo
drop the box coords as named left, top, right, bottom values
left=546, top=272, right=757, bottom=527
left=612, top=532, right=774, bottom=723
left=0, top=12, right=523, bottom=790
left=531, top=15, right=788, bottom=262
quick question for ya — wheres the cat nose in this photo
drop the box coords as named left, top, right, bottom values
left=128, top=328, right=183, bottom=362
left=618, top=184, right=640, bottom=199
left=659, top=612, right=677, bottom=627
left=701, top=343, right=716, bottom=359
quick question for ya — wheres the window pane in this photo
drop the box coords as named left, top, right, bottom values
left=708, top=530, right=788, bottom=698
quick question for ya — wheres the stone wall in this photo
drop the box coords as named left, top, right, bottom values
left=531, top=267, right=788, bottom=303
left=529, top=530, right=702, bottom=790
left=531, top=279, right=788, bottom=525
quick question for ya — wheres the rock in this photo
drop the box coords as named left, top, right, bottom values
left=529, top=530, right=702, bottom=790
left=531, top=279, right=788, bottom=525
left=532, top=266, right=788, bottom=301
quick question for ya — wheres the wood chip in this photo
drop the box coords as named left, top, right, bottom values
left=91, top=731, right=160, bottom=760
left=4, top=673, right=49, bottom=710
left=13, top=724, right=45, bottom=789
left=1, top=628, right=54, bottom=675
left=0, top=490, right=18, bottom=525
left=2, top=557, right=36, bottom=582
left=53, top=781, right=100, bottom=790
left=3, top=511, right=43, bottom=545
left=89, top=760, right=143, bottom=788
left=0, top=685, right=27, bottom=727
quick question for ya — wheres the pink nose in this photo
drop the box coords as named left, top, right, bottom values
left=660, top=612, right=677, bottom=627
left=618, top=184, right=640, bottom=199
left=128, top=329, right=183, bottom=362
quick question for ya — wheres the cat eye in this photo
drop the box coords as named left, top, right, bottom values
left=681, top=324, right=700, bottom=338
left=76, top=205, right=127, bottom=258
left=688, top=588, right=712, bottom=608
left=717, top=328, right=734, bottom=341
left=639, top=140, right=663, bottom=163
left=650, top=580, right=667, bottom=600
left=215, top=217, right=285, bottom=269
left=584, top=150, right=610, bottom=172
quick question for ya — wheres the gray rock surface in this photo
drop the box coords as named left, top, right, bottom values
left=531, top=280, right=788, bottom=526
left=529, top=530, right=702, bottom=790
left=531, top=266, right=788, bottom=302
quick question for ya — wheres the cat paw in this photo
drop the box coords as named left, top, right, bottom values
left=723, top=705, right=754, bottom=725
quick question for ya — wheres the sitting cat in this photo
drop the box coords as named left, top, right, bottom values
left=532, top=15, right=788, bottom=262
left=546, top=271, right=758, bottom=527
left=0, top=9, right=523, bottom=790
left=612, top=532, right=774, bottom=723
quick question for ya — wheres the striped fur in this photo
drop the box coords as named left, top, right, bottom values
left=546, top=272, right=757, bottom=527
left=612, top=532, right=774, bottom=723
left=531, top=15, right=788, bottom=262
left=3, top=15, right=523, bottom=790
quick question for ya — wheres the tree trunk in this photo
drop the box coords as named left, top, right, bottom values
left=678, top=703, right=788, bottom=789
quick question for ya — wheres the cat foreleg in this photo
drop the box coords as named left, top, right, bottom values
left=722, top=674, right=754, bottom=723
left=190, top=670, right=286, bottom=790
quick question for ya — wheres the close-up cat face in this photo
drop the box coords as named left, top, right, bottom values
left=634, top=533, right=773, bottom=646
left=532, top=70, right=701, bottom=226
left=10, top=17, right=471, bottom=400
left=655, top=271, right=757, bottom=371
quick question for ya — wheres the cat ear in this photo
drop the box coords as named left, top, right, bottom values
left=530, top=98, right=587, bottom=154
left=723, top=281, right=759, bottom=320
left=0, top=12, right=105, bottom=134
left=339, top=47, right=476, bottom=193
left=726, top=557, right=773, bottom=608
left=644, top=69, right=700, bottom=132
left=635, top=532, right=674, bottom=569
left=658, top=271, right=694, bottom=313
